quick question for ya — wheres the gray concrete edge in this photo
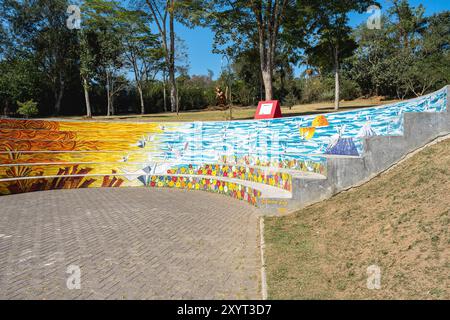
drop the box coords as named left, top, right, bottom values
left=259, top=88, right=450, bottom=215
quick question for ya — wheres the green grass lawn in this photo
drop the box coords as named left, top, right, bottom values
left=63, top=98, right=399, bottom=122
left=264, top=138, right=450, bottom=300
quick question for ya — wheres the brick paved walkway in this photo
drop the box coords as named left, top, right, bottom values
left=0, top=188, right=261, bottom=300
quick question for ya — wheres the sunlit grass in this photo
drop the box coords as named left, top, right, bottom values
left=265, top=138, right=450, bottom=300
left=62, top=98, right=399, bottom=122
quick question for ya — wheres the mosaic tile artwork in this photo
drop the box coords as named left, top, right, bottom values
left=0, top=86, right=447, bottom=206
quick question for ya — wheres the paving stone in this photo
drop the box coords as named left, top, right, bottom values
left=0, top=188, right=260, bottom=300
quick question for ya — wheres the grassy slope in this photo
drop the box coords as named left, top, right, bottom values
left=64, top=98, right=398, bottom=122
left=265, top=138, right=450, bottom=300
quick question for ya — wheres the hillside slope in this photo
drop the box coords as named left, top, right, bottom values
left=265, top=137, right=450, bottom=300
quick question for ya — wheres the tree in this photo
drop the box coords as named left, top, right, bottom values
left=401, top=9, right=449, bottom=96
left=0, top=58, right=41, bottom=116
left=232, top=48, right=263, bottom=104
left=249, top=0, right=289, bottom=101
left=273, top=44, right=296, bottom=103
left=117, top=8, right=162, bottom=114
left=189, top=0, right=293, bottom=101
left=143, top=0, right=180, bottom=113
left=344, top=16, right=394, bottom=96
left=389, top=0, right=425, bottom=49
left=346, top=2, right=448, bottom=99
left=79, top=30, right=96, bottom=118
left=17, top=100, right=39, bottom=118
left=82, top=0, right=127, bottom=116
left=35, top=0, right=79, bottom=115
left=300, top=1, right=373, bottom=110
left=306, top=21, right=357, bottom=110
left=0, top=23, right=7, bottom=58
left=0, top=0, right=79, bottom=115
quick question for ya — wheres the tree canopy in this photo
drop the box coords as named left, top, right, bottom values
left=0, top=0, right=448, bottom=117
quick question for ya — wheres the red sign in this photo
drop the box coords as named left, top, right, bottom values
left=254, top=100, right=282, bottom=120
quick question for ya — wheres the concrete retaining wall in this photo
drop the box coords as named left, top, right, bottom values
left=260, top=86, right=450, bottom=215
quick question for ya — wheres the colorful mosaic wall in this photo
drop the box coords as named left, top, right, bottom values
left=0, top=86, right=447, bottom=205
left=0, top=163, right=293, bottom=192
left=0, top=173, right=261, bottom=206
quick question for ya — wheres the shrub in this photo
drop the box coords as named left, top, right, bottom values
left=233, top=80, right=258, bottom=106
left=298, top=76, right=362, bottom=103
left=16, top=100, right=39, bottom=118
left=283, top=92, right=299, bottom=109
left=299, top=77, right=332, bottom=103
left=340, top=79, right=362, bottom=101
left=178, top=87, right=210, bottom=111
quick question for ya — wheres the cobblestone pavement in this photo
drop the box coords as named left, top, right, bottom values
left=0, top=188, right=261, bottom=300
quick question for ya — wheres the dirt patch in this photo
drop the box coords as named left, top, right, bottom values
left=265, top=138, right=450, bottom=300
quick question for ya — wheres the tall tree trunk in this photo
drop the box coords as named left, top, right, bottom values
left=54, top=88, right=64, bottom=116
left=131, top=55, right=145, bottom=115
left=257, top=30, right=275, bottom=101
left=280, top=62, right=286, bottom=102
left=138, top=84, right=145, bottom=115
left=54, top=74, right=65, bottom=116
left=169, top=65, right=177, bottom=113
left=261, top=67, right=273, bottom=101
left=107, top=95, right=111, bottom=116
left=105, top=71, right=116, bottom=116
left=334, top=46, right=340, bottom=111
left=144, top=0, right=178, bottom=114
left=106, top=72, right=111, bottom=117
left=169, top=1, right=178, bottom=114
left=110, top=94, right=115, bottom=116
left=106, top=97, right=111, bottom=116
left=3, top=100, right=9, bottom=117
left=169, top=74, right=177, bottom=113
left=163, top=76, right=168, bottom=113
left=144, top=0, right=178, bottom=113
left=253, top=0, right=288, bottom=102
left=83, top=76, right=92, bottom=118
left=111, top=74, right=116, bottom=116
left=259, top=74, right=263, bottom=102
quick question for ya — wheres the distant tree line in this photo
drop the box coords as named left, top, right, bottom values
left=0, top=0, right=448, bottom=117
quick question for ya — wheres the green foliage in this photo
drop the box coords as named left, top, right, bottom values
left=302, top=1, right=370, bottom=72
left=0, top=0, right=448, bottom=116
left=142, top=81, right=165, bottom=113
left=340, top=79, right=362, bottom=100
left=226, top=49, right=262, bottom=105
left=346, top=3, right=449, bottom=99
left=233, top=80, right=258, bottom=106
left=82, top=0, right=125, bottom=77
left=300, top=76, right=327, bottom=101
left=283, top=92, right=299, bottom=108
left=177, top=74, right=216, bottom=110
left=179, top=87, right=209, bottom=110
left=17, top=100, right=39, bottom=117
left=296, top=77, right=361, bottom=103
left=0, top=58, right=41, bottom=104
left=0, top=0, right=80, bottom=115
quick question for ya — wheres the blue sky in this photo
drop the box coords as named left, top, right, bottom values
left=175, top=0, right=449, bottom=79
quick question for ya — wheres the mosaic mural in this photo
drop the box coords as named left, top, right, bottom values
left=0, top=86, right=447, bottom=205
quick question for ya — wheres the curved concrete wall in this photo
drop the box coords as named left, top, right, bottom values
left=0, top=86, right=448, bottom=208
